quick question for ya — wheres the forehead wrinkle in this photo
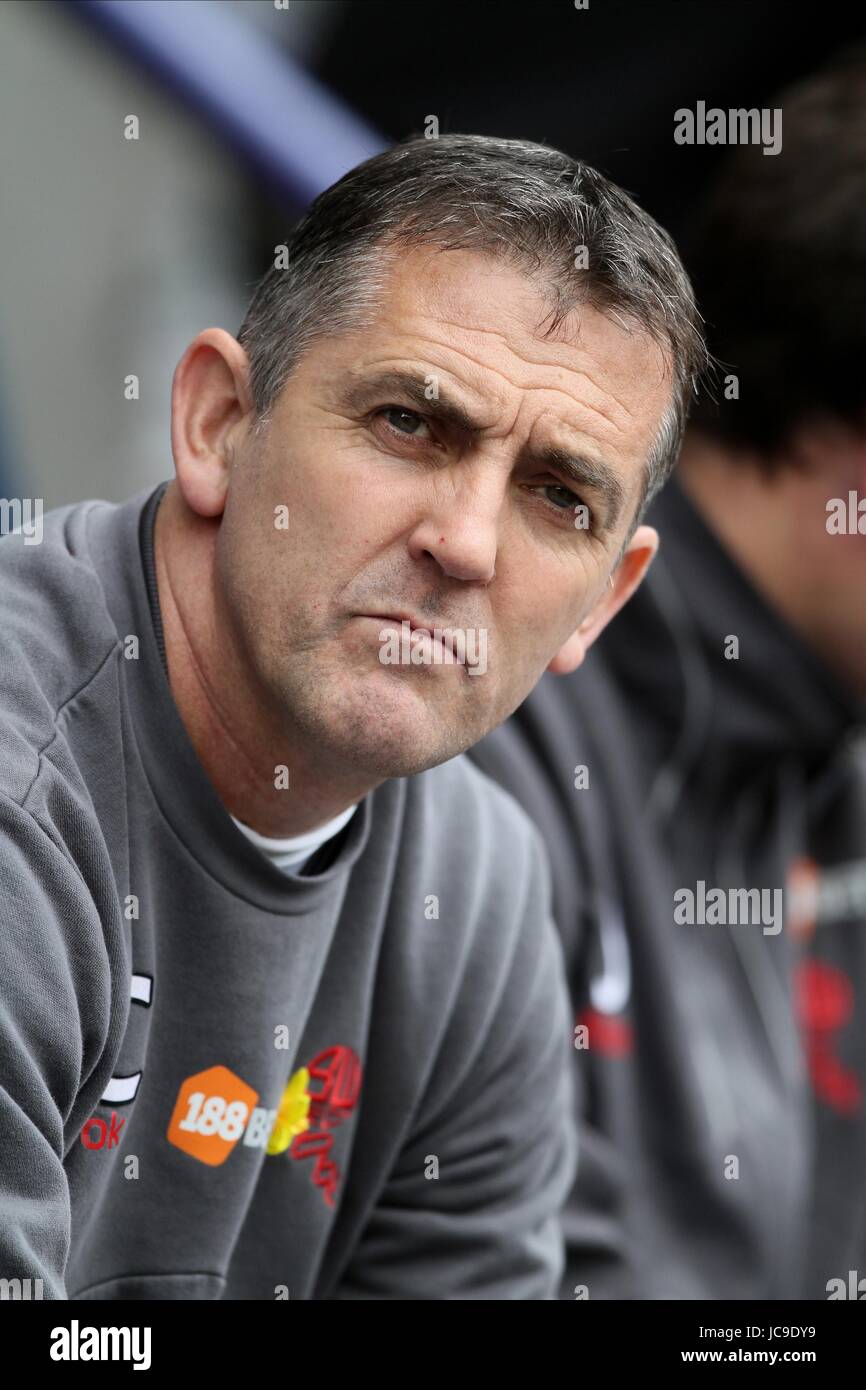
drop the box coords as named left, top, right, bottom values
left=389, top=262, right=669, bottom=428
left=348, top=312, right=654, bottom=453
left=528, top=380, right=636, bottom=439
left=434, top=314, right=653, bottom=428
left=389, top=298, right=650, bottom=417
left=511, top=378, right=643, bottom=472
left=527, top=354, right=647, bottom=424
left=513, top=326, right=674, bottom=437
left=414, top=315, right=645, bottom=436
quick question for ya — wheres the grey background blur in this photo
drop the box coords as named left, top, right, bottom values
left=0, top=0, right=344, bottom=507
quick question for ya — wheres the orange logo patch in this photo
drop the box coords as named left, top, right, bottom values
left=167, top=1064, right=260, bottom=1166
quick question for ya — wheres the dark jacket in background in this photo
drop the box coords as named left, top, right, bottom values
left=469, top=477, right=866, bottom=1299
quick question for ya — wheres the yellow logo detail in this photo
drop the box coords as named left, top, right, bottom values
left=266, top=1066, right=311, bottom=1155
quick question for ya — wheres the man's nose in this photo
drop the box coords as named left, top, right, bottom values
left=406, top=465, right=505, bottom=584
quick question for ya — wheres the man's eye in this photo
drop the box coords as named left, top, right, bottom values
left=533, top=482, right=582, bottom=513
left=378, top=406, right=432, bottom=440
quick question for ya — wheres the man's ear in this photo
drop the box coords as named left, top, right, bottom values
left=170, top=328, right=253, bottom=519
left=547, top=524, right=659, bottom=676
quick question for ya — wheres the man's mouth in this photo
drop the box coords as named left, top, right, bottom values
left=357, top=613, right=459, bottom=661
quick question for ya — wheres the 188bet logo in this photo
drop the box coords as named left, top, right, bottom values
left=167, top=1064, right=311, bottom=1167
left=166, top=1049, right=362, bottom=1205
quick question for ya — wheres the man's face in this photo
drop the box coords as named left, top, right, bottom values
left=215, top=244, right=671, bottom=779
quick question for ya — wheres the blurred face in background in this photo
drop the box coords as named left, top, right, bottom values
left=182, top=244, right=672, bottom=780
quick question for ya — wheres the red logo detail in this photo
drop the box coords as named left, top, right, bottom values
left=80, top=1110, right=126, bottom=1150
left=576, top=1006, right=634, bottom=1057
left=289, top=1045, right=362, bottom=1207
left=795, top=959, right=861, bottom=1114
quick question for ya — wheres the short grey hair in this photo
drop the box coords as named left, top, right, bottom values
left=237, top=132, right=708, bottom=523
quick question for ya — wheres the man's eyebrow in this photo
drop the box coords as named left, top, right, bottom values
left=341, top=367, right=628, bottom=531
left=340, top=368, right=486, bottom=434
left=530, top=446, right=627, bottom=532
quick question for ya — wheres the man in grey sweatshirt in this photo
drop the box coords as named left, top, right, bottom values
left=0, top=133, right=705, bottom=1300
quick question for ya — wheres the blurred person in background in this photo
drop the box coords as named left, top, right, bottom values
left=470, top=45, right=866, bottom=1299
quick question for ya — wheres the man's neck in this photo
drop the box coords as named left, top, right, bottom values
left=153, top=483, right=373, bottom=838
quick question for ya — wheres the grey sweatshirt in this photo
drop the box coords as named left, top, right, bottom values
left=0, top=484, right=576, bottom=1301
